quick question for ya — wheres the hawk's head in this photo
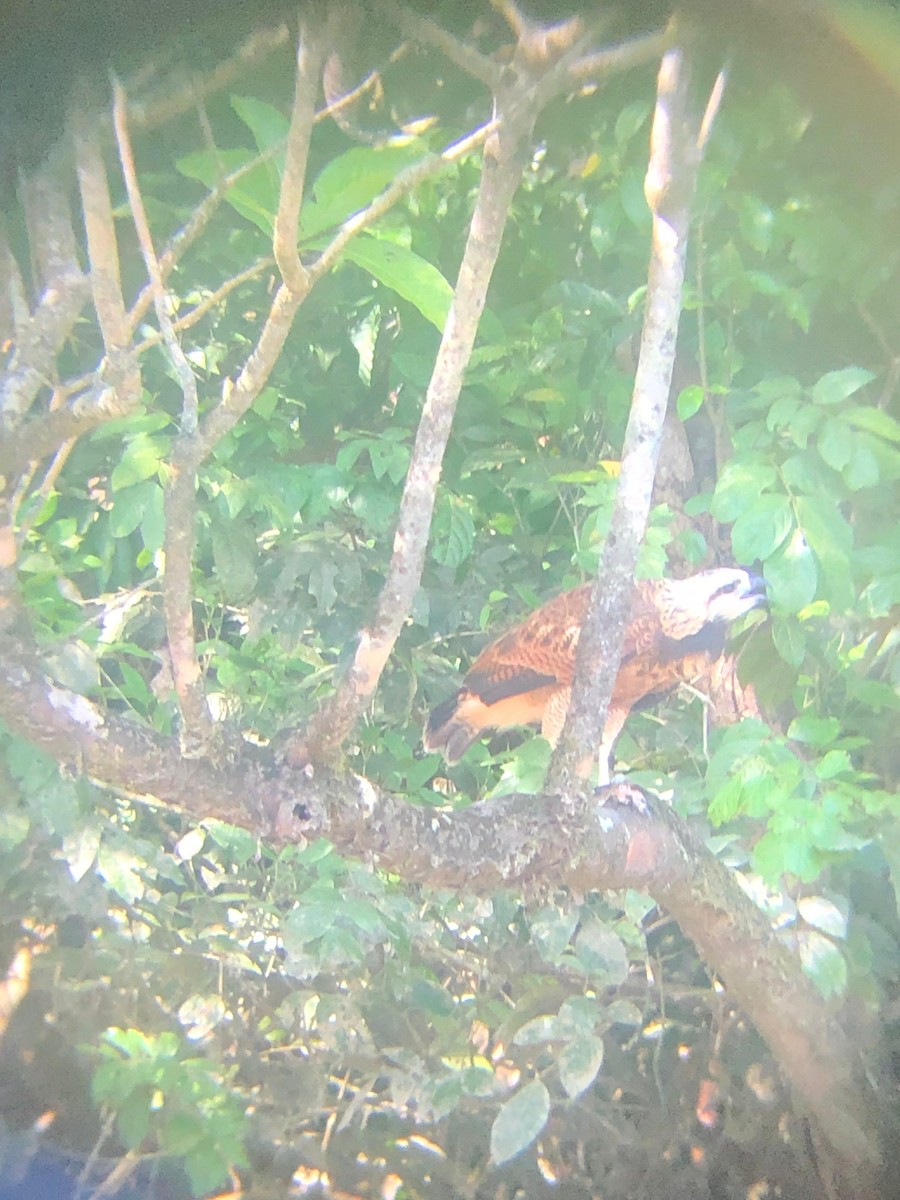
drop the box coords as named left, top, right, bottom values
left=662, top=568, right=768, bottom=645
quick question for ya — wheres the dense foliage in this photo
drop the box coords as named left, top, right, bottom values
left=1, top=6, right=898, bottom=1197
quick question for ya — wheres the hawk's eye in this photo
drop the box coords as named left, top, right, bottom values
left=717, top=579, right=741, bottom=596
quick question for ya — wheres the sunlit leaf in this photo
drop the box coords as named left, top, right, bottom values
left=490, top=1079, right=550, bottom=1166
left=559, top=1033, right=605, bottom=1098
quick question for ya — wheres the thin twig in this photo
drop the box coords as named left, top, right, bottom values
left=382, top=1, right=501, bottom=89
left=113, top=78, right=199, bottom=431
left=114, top=77, right=215, bottom=750
left=274, top=16, right=328, bottom=294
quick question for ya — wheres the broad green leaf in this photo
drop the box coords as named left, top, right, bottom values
left=408, top=979, right=456, bottom=1017
left=432, top=498, right=475, bottom=568
left=62, top=826, right=102, bottom=881
left=798, top=895, right=847, bottom=939
left=730, top=493, right=793, bottom=562
left=111, top=434, right=166, bottom=490
left=815, top=749, right=852, bottom=779
left=811, top=366, right=874, bottom=406
left=572, top=919, right=628, bottom=984
left=738, top=195, right=774, bottom=254
left=231, top=95, right=290, bottom=152
left=341, top=898, right=388, bottom=938
left=676, top=385, right=704, bottom=420
left=109, top=479, right=155, bottom=538
left=614, top=100, right=651, bottom=146
left=301, top=144, right=424, bottom=239
left=787, top=715, right=840, bottom=746
left=764, top=528, right=817, bottom=612
left=490, top=1079, right=550, bottom=1166
left=799, top=930, right=847, bottom=997
left=177, top=148, right=277, bottom=235
left=794, top=496, right=855, bottom=609
left=281, top=900, right=338, bottom=949
left=343, top=236, right=452, bottom=331
left=162, top=1111, right=206, bottom=1155
left=817, top=417, right=853, bottom=471
left=204, top=820, right=258, bottom=866
left=529, top=906, right=580, bottom=963
left=845, top=405, right=900, bottom=443
left=559, top=1033, right=605, bottom=1098
left=211, top=520, right=258, bottom=603
left=842, top=441, right=880, bottom=491
left=117, top=1088, right=152, bottom=1150
left=140, top=483, right=166, bottom=554
left=513, top=1015, right=560, bottom=1045
left=184, top=1145, right=232, bottom=1197
left=771, top=618, right=806, bottom=668
left=96, top=844, right=145, bottom=904
left=711, top=461, right=777, bottom=523
left=557, top=996, right=601, bottom=1036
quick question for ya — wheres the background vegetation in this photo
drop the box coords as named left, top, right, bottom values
left=1, top=3, right=898, bottom=1197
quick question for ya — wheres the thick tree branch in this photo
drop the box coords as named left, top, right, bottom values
left=548, top=39, right=704, bottom=791
left=0, top=626, right=880, bottom=1192
left=0, top=264, right=89, bottom=429
left=0, top=385, right=139, bottom=479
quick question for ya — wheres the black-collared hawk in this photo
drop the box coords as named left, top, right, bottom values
left=424, top=567, right=767, bottom=779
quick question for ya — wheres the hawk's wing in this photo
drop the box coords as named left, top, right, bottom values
left=423, top=584, right=596, bottom=762
left=422, top=569, right=765, bottom=768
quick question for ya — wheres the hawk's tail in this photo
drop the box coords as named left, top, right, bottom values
left=423, top=694, right=479, bottom=764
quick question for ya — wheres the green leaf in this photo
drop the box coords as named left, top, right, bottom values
left=559, top=1033, right=605, bottom=1098
left=211, top=519, right=258, bottom=603
left=408, top=978, right=456, bottom=1017
left=676, top=385, right=704, bottom=420
left=529, top=906, right=580, bottom=964
left=771, top=618, right=806, bottom=668
left=842, top=441, right=879, bottom=491
left=231, top=95, right=290, bottom=152
left=844, top=405, right=900, bottom=443
left=140, top=483, right=166, bottom=554
left=490, top=1079, right=550, bottom=1166
left=614, top=100, right=651, bottom=146
left=572, top=919, right=628, bottom=984
left=117, top=1087, right=152, bottom=1150
left=109, top=479, right=154, bottom=538
left=798, top=895, right=847, bottom=939
left=811, top=366, right=874, bottom=406
left=817, top=417, right=853, bottom=471
left=764, top=527, right=817, bottom=612
left=787, top=715, right=840, bottom=746
left=794, top=496, right=855, bottom=609
left=301, top=144, right=423, bottom=239
left=281, top=900, right=338, bottom=951
left=204, top=820, right=258, bottom=866
left=162, top=1111, right=206, bottom=1154
left=711, top=461, right=777, bottom=523
left=184, top=1144, right=232, bottom=1196
left=432, top=498, right=475, bottom=569
left=177, top=148, right=277, bottom=234
left=341, top=898, right=388, bottom=938
left=96, top=845, right=145, bottom=904
left=343, top=236, right=452, bottom=332
left=111, top=434, right=166, bottom=490
left=730, top=493, right=793, bottom=562
left=799, top=930, right=847, bottom=998
left=513, top=1015, right=560, bottom=1045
